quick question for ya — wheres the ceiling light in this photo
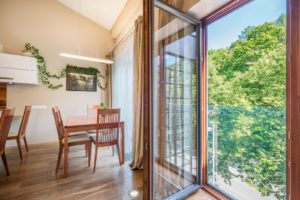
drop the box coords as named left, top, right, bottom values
left=59, top=1, right=114, bottom=65
left=129, top=190, right=139, bottom=198
left=59, top=53, right=113, bottom=64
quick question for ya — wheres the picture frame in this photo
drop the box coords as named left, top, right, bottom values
left=66, top=66, right=97, bottom=92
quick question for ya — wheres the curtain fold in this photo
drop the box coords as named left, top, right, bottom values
left=112, top=32, right=134, bottom=159
left=105, top=52, right=113, bottom=108
left=130, top=16, right=144, bottom=170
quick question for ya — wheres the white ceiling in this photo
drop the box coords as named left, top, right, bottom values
left=57, top=0, right=128, bottom=30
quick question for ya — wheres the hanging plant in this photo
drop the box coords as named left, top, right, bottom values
left=23, top=43, right=109, bottom=90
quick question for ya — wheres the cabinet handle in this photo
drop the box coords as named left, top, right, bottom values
left=0, top=77, right=13, bottom=80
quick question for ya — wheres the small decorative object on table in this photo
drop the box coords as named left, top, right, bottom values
left=99, top=102, right=108, bottom=109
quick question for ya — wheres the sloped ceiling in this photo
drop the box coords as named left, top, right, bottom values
left=57, top=0, right=128, bottom=30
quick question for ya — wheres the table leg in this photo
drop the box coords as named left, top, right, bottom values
left=121, top=124, right=124, bottom=164
left=64, top=130, right=68, bottom=178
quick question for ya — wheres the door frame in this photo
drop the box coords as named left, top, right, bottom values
left=143, top=0, right=153, bottom=199
left=287, top=0, right=300, bottom=199
left=200, top=0, right=299, bottom=199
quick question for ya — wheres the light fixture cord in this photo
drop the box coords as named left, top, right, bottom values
left=78, top=0, right=81, bottom=55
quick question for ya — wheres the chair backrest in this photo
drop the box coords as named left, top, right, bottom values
left=0, top=108, right=15, bottom=153
left=52, top=107, right=64, bottom=141
left=18, top=106, right=31, bottom=137
left=97, top=108, right=120, bottom=124
left=0, top=109, right=4, bottom=128
left=87, top=104, right=101, bottom=117
left=96, top=108, right=121, bottom=142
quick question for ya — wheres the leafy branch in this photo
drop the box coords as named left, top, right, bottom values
left=23, top=43, right=109, bottom=90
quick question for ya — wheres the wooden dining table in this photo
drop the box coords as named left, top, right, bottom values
left=63, top=116, right=125, bottom=178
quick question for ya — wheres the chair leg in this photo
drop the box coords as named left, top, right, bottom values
left=116, top=144, right=122, bottom=166
left=23, top=136, right=29, bottom=152
left=1, top=152, right=9, bottom=176
left=88, top=143, right=91, bottom=167
left=56, top=146, right=63, bottom=175
left=93, top=145, right=98, bottom=173
left=85, top=144, right=88, bottom=157
left=16, top=138, right=23, bottom=160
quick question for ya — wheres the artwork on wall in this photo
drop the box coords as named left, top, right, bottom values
left=66, top=66, right=97, bottom=92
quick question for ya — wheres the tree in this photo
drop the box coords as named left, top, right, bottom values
left=207, top=15, right=286, bottom=199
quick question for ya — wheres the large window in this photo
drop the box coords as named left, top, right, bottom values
left=206, top=0, right=287, bottom=199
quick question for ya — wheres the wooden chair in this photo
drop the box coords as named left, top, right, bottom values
left=87, top=105, right=114, bottom=156
left=52, top=107, right=92, bottom=175
left=0, top=109, right=4, bottom=126
left=92, top=108, right=121, bottom=173
left=0, top=108, right=15, bottom=176
left=7, top=106, right=31, bottom=160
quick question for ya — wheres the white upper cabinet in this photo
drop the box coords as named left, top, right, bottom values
left=0, top=53, right=39, bottom=85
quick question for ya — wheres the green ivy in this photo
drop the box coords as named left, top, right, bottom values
left=24, top=43, right=109, bottom=90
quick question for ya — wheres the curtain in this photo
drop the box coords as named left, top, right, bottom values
left=106, top=65, right=112, bottom=108
left=105, top=53, right=113, bottom=108
left=130, top=16, right=144, bottom=170
left=112, top=32, right=134, bottom=160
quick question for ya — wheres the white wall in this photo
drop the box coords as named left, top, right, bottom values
left=0, top=0, right=114, bottom=145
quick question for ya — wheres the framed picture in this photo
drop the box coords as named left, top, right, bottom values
left=66, top=66, right=97, bottom=92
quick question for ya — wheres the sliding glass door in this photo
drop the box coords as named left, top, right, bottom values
left=152, top=1, right=201, bottom=199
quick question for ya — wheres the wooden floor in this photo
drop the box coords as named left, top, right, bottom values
left=0, top=143, right=143, bottom=200
left=0, top=142, right=213, bottom=200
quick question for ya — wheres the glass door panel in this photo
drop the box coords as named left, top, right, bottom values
left=206, top=0, right=287, bottom=199
left=152, top=4, right=200, bottom=199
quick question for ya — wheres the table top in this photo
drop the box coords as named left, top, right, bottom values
left=65, top=116, right=124, bottom=128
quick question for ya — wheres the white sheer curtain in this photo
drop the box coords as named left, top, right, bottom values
left=112, top=32, right=134, bottom=160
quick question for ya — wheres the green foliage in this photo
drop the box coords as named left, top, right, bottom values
left=24, top=43, right=108, bottom=90
left=24, top=43, right=65, bottom=89
left=207, top=15, right=286, bottom=199
left=99, top=102, right=108, bottom=109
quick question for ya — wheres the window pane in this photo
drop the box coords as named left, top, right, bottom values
left=206, top=0, right=287, bottom=199
left=153, top=7, right=198, bottom=200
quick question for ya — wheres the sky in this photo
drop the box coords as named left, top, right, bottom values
left=207, top=0, right=286, bottom=50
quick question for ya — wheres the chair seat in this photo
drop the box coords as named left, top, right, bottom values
left=87, top=130, right=96, bottom=134
left=62, top=132, right=91, bottom=144
left=91, top=132, right=118, bottom=144
left=69, top=132, right=88, bottom=136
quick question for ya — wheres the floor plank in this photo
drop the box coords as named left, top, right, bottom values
left=0, top=143, right=143, bottom=200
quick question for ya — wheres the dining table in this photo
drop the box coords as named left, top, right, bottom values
left=63, top=116, right=125, bottom=178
